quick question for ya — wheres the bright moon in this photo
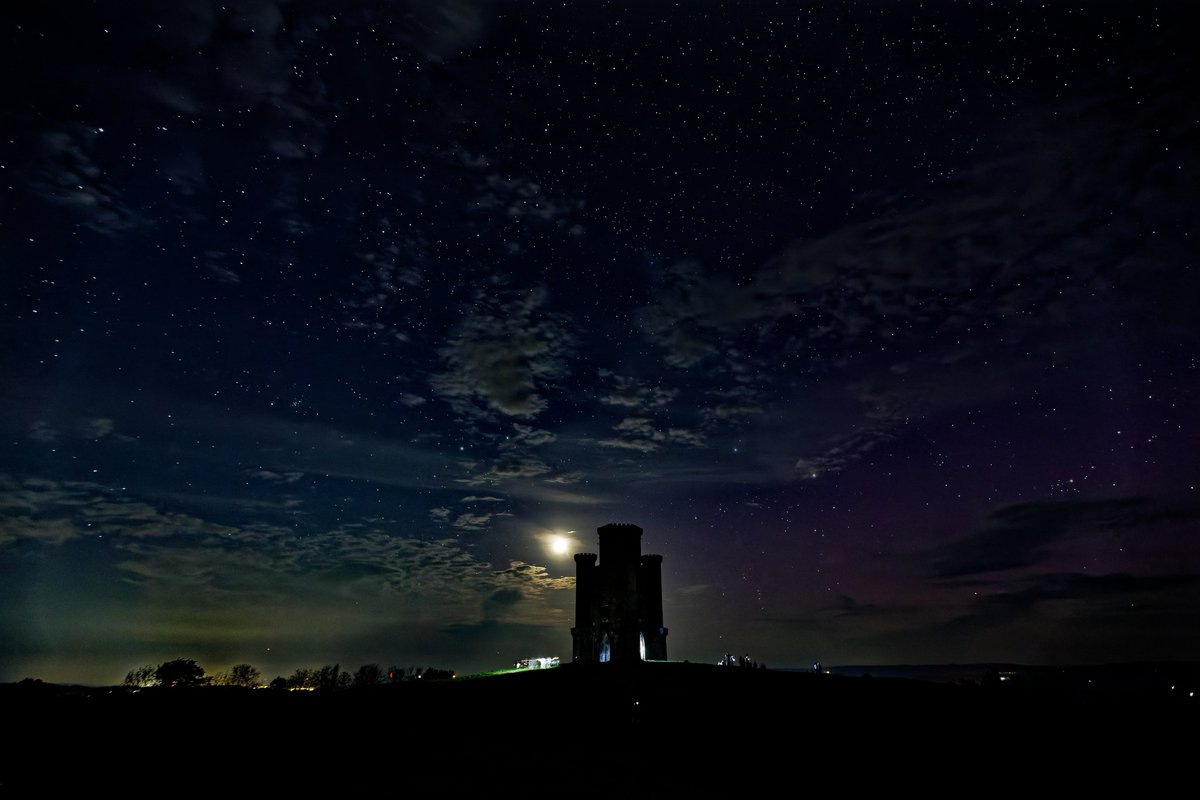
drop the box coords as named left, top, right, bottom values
left=549, top=535, right=570, bottom=555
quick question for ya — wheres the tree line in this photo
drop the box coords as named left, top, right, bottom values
left=123, top=658, right=454, bottom=689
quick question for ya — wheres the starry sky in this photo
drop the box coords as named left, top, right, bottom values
left=2, top=0, right=1198, bottom=684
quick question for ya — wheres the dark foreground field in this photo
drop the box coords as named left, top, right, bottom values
left=4, top=661, right=1196, bottom=793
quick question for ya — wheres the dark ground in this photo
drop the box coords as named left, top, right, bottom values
left=4, top=661, right=1196, bottom=793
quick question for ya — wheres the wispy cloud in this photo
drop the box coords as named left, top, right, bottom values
left=2, top=470, right=572, bottom=634
left=700, top=385, right=764, bottom=425
left=246, top=469, right=305, bottom=484
left=597, top=371, right=679, bottom=411
left=500, top=423, right=557, bottom=449
left=0, top=475, right=235, bottom=547
left=598, top=417, right=706, bottom=454
left=793, top=426, right=902, bottom=479
left=342, top=220, right=431, bottom=342
left=27, top=417, right=117, bottom=444
left=458, top=455, right=553, bottom=486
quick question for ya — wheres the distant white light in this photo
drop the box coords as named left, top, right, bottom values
left=549, top=535, right=570, bottom=555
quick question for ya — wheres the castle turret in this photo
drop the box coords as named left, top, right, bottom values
left=638, top=554, right=668, bottom=660
left=571, top=553, right=597, bottom=662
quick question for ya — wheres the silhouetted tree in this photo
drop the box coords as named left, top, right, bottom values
left=287, top=668, right=317, bottom=689
left=315, top=664, right=351, bottom=691
left=268, top=676, right=288, bottom=691
left=124, top=664, right=157, bottom=688
left=214, top=663, right=261, bottom=688
left=155, top=658, right=207, bottom=688
left=354, top=663, right=383, bottom=688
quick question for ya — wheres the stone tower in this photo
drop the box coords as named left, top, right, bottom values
left=571, top=523, right=668, bottom=662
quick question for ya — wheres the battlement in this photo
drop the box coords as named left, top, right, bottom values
left=574, top=552, right=598, bottom=563
left=598, top=522, right=644, bottom=536
left=641, top=554, right=663, bottom=564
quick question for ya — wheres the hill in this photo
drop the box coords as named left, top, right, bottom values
left=4, top=661, right=1196, bottom=792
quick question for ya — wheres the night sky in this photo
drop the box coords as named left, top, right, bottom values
left=2, top=0, right=1198, bottom=684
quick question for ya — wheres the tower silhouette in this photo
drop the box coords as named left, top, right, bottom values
left=571, top=523, right=668, bottom=662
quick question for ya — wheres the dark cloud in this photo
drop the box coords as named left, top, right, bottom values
left=395, top=0, right=495, bottom=62
left=431, top=287, right=572, bottom=419
left=468, top=172, right=585, bottom=231
left=140, top=74, right=203, bottom=116
left=13, top=1, right=336, bottom=231
left=452, top=511, right=510, bottom=531
left=455, top=560, right=575, bottom=629
left=30, top=126, right=145, bottom=235
left=482, top=587, right=524, bottom=619
left=943, top=572, right=1200, bottom=633
left=636, top=261, right=729, bottom=369
left=635, top=60, right=1198, bottom=475
left=817, top=595, right=894, bottom=619
left=205, top=2, right=331, bottom=160
left=754, top=570, right=1200, bottom=665
left=435, top=619, right=569, bottom=662
left=26, top=422, right=59, bottom=444
left=491, top=561, right=574, bottom=601
left=204, top=251, right=242, bottom=284
left=921, top=572, right=1200, bottom=662
left=932, top=498, right=1200, bottom=578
